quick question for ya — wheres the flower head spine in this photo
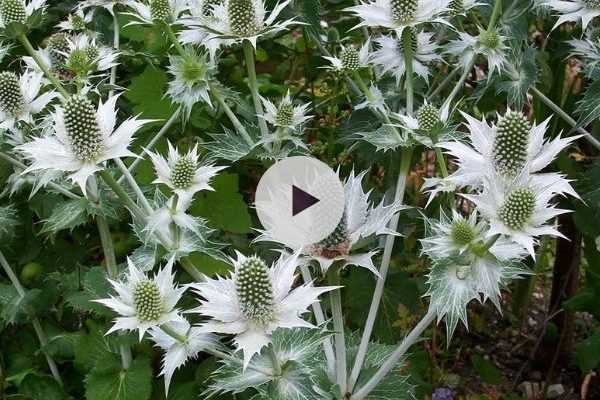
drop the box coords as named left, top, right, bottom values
left=417, top=103, right=440, bottom=131
left=235, top=257, right=275, bottom=325
left=134, top=280, right=164, bottom=322
left=228, top=0, right=259, bottom=37
left=0, top=0, right=26, bottom=25
left=170, top=156, right=196, bottom=190
left=391, top=0, right=417, bottom=24
left=151, top=0, right=172, bottom=22
left=498, top=188, right=536, bottom=230
left=340, top=46, right=361, bottom=71
left=492, top=111, right=530, bottom=177
left=63, top=95, right=104, bottom=162
left=0, top=71, right=24, bottom=115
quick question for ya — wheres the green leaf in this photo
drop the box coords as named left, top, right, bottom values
left=65, top=267, right=114, bottom=317
left=19, top=374, right=66, bottom=400
left=470, top=354, right=502, bottom=385
left=496, top=46, right=538, bottom=110
left=299, top=0, right=322, bottom=36
left=190, top=173, right=252, bottom=234
left=125, top=66, right=176, bottom=120
left=85, top=354, right=152, bottom=400
left=74, top=321, right=120, bottom=372
left=185, top=252, right=231, bottom=276
left=575, top=329, right=600, bottom=373
left=576, top=76, right=600, bottom=129
left=40, top=199, right=89, bottom=234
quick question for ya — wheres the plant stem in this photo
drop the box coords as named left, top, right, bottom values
left=487, top=0, right=503, bottom=31
left=208, top=82, right=254, bottom=146
left=98, top=170, right=147, bottom=221
left=164, top=22, right=186, bottom=57
left=300, top=265, right=336, bottom=379
left=441, top=54, right=476, bottom=111
left=427, top=66, right=460, bottom=99
left=179, top=257, right=204, bottom=282
left=348, top=148, right=413, bottom=392
left=403, top=30, right=414, bottom=116
left=17, top=34, right=69, bottom=98
left=0, top=250, right=63, bottom=385
left=531, top=86, right=600, bottom=150
left=117, top=107, right=182, bottom=184
left=115, top=158, right=154, bottom=215
left=109, top=12, right=120, bottom=98
left=160, top=324, right=188, bottom=342
left=434, top=147, right=449, bottom=178
left=0, top=152, right=81, bottom=200
left=266, top=345, right=282, bottom=376
left=242, top=40, right=270, bottom=141
left=328, top=267, right=347, bottom=395
left=350, top=310, right=437, bottom=400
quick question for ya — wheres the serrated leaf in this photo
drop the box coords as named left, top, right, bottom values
left=575, top=329, right=600, bottom=373
left=41, top=199, right=89, bottom=234
left=299, top=0, right=322, bottom=36
left=19, top=374, right=66, bottom=400
left=576, top=76, right=600, bottom=129
left=0, top=285, right=44, bottom=325
left=496, top=46, right=538, bottom=109
left=65, top=267, right=114, bottom=317
left=203, top=127, right=259, bottom=162
left=85, top=354, right=152, bottom=400
left=125, top=66, right=176, bottom=120
left=190, top=173, right=252, bottom=234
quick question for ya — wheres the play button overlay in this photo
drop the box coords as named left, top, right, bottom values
left=255, top=156, right=345, bottom=249
left=292, top=185, right=320, bottom=216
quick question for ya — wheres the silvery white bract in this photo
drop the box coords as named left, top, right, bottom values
left=541, top=0, right=600, bottom=30
left=261, top=170, right=406, bottom=275
left=125, top=0, right=189, bottom=25
left=0, top=0, right=46, bottom=28
left=18, top=94, right=151, bottom=196
left=371, top=30, right=441, bottom=85
left=166, top=51, right=214, bottom=116
left=179, top=0, right=232, bottom=59
left=568, top=29, right=600, bottom=77
left=57, top=9, right=92, bottom=32
left=323, top=40, right=371, bottom=72
left=62, top=33, right=120, bottom=78
left=439, top=110, right=579, bottom=189
left=0, top=70, right=58, bottom=132
left=445, top=28, right=508, bottom=76
left=345, top=0, right=451, bottom=36
left=197, top=0, right=299, bottom=49
left=147, top=140, right=225, bottom=198
left=188, top=252, right=338, bottom=368
left=355, top=83, right=387, bottom=112
left=463, top=171, right=576, bottom=257
left=149, top=318, right=217, bottom=394
left=144, top=193, right=208, bottom=240
left=95, top=258, right=186, bottom=340
left=260, top=91, right=312, bottom=132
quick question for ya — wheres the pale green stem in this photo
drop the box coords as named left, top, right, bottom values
left=115, top=158, right=154, bottom=215
left=267, top=345, right=282, bottom=376
left=531, top=87, right=600, bottom=151
left=164, top=22, right=186, bottom=57
left=98, top=170, right=147, bottom=222
left=117, top=107, right=182, bottom=184
left=441, top=54, right=475, bottom=112
left=300, top=265, right=336, bottom=380
left=403, top=31, right=414, bottom=116
left=179, top=257, right=204, bottom=282
left=427, top=66, right=460, bottom=99
left=0, top=250, right=63, bottom=385
left=434, top=147, right=449, bottom=178
left=242, top=40, right=270, bottom=141
left=487, top=0, right=503, bottom=31
left=0, top=152, right=81, bottom=200
left=350, top=310, right=437, bottom=400
left=328, top=268, right=347, bottom=395
left=348, top=148, right=413, bottom=393
left=208, top=82, right=254, bottom=146
left=109, top=13, right=120, bottom=98
left=17, top=34, right=69, bottom=98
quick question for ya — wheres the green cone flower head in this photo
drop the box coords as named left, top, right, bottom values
left=170, top=156, right=197, bottom=190
left=492, top=111, right=530, bottom=177
left=151, top=0, right=172, bottom=22
left=397, top=27, right=417, bottom=54
left=133, top=280, right=164, bottom=322
left=180, top=53, right=208, bottom=84
left=340, top=46, right=360, bottom=70
left=66, top=48, right=95, bottom=76
left=583, top=0, right=600, bottom=8
left=228, top=0, right=259, bottom=37
left=451, top=220, right=476, bottom=246
left=63, top=95, right=103, bottom=162
left=47, top=33, right=70, bottom=71
left=70, top=13, right=87, bottom=31
left=0, top=0, right=26, bottom=25
left=417, top=103, right=440, bottom=131
left=391, top=0, right=417, bottom=24
left=498, top=188, right=536, bottom=230
left=0, top=71, right=24, bottom=116
left=479, top=30, right=501, bottom=50
left=275, top=101, right=294, bottom=126
left=235, top=256, right=275, bottom=325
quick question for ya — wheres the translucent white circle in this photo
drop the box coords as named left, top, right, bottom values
left=255, top=156, right=345, bottom=249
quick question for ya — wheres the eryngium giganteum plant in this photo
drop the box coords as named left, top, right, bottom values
left=0, top=0, right=597, bottom=399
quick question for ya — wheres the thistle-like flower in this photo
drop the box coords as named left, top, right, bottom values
left=166, top=50, right=213, bottom=116
left=260, top=91, right=312, bottom=132
left=445, top=28, right=508, bottom=76
left=541, top=0, right=600, bottom=30
left=439, top=110, right=579, bottom=189
left=261, top=170, right=406, bottom=275
left=392, top=101, right=456, bottom=147
left=345, top=0, right=451, bottom=37
left=463, top=171, right=576, bottom=257
left=0, top=70, right=57, bottom=132
left=149, top=318, right=217, bottom=394
left=147, top=140, right=225, bottom=198
left=371, top=30, right=442, bottom=85
left=447, top=0, right=482, bottom=16
left=323, top=40, right=371, bottom=72
left=95, top=258, right=186, bottom=340
left=18, top=94, right=151, bottom=196
left=189, top=252, right=337, bottom=368
left=0, top=0, right=46, bottom=32
left=62, top=34, right=119, bottom=79
left=198, top=0, right=299, bottom=49
left=179, top=0, right=232, bottom=59
left=126, top=0, right=189, bottom=25
left=57, top=9, right=92, bottom=32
